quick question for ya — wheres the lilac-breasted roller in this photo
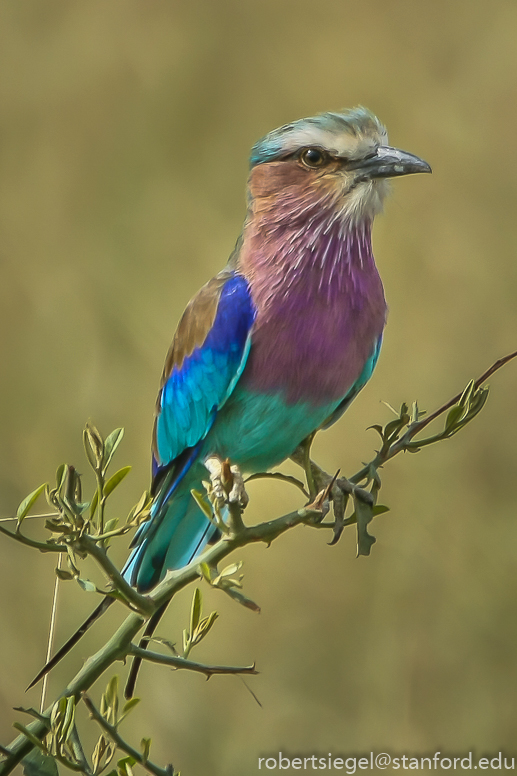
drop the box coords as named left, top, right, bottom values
left=29, top=107, right=430, bottom=692
left=124, top=106, right=430, bottom=592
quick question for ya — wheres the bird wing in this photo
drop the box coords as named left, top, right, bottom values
left=152, top=269, right=256, bottom=486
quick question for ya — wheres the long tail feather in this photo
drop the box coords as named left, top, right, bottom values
left=124, top=603, right=167, bottom=699
left=27, top=597, right=114, bottom=690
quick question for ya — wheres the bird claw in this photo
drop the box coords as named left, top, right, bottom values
left=204, top=456, right=249, bottom=509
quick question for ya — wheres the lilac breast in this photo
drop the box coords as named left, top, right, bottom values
left=239, top=216, right=387, bottom=406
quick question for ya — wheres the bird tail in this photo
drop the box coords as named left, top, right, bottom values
left=123, top=478, right=216, bottom=593
left=28, top=477, right=216, bottom=692
left=26, top=597, right=114, bottom=690
left=123, top=483, right=217, bottom=697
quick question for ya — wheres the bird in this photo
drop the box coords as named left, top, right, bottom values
left=29, top=107, right=430, bottom=695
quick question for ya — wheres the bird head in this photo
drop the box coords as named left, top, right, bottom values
left=248, top=107, right=431, bottom=225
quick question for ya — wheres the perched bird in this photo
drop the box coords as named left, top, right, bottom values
left=29, top=107, right=430, bottom=693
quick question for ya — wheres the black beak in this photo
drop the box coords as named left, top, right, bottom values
left=348, top=146, right=432, bottom=180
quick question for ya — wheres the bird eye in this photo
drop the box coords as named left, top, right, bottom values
left=300, top=147, right=327, bottom=168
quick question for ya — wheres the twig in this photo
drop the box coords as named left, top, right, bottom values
left=128, top=645, right=258, bottom=677
left=0, top=524, right=66, bottom=553
left=0, top=513, right=58, bottom=523
left=350, top=350, right=517, bottom=484
left=79, top=536, right=155, bottom=616
left=82, top=694, right=174, bottom=776
left=245, top=471, right=309, bottom=498
left=409, top=349, right=517, bottom=438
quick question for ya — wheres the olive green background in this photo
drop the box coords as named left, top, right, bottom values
left=1, top=1, right=517, bottom=774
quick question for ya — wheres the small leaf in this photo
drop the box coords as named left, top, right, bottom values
left=147, top=636, right=178, bottom=654
left=22, top=748, right=58, bottom=776
left=194, top=611, right=219, bottom=642
left=140, top=737, right=151, bottom=762
left=219, top=562, right=242, bottom=578
left=104, top=466, right=132, bottom=498
left=380, top=400, right=399, bottom=416
left=190, top=588, right=202, bottom=635
left=372, top=504, right=390, bottom=517
left=102, top=428, right=124, bottom=474
left=55, top=464, right=66, bottom=489
left=383, top=418, right=405, bottom=441
left=76, top=578, right=96, bottom=592
left=367, top=424, right=384, bottom=439
left=354, top=494, right=376, bottom=557
left=445, top=404, right=465, bottom=431
left=127, top=490, right=152, bottom=525
left=117, top=756, right=136, bottom=776
left=16, top=483, right=48, bottom=526
left=122, top=697, right=141, bottom=716
left=222, top=588, right=261, bottom=612
left=92, top=734, right=108, bottom=774
left=191, top=489, right=213, bottom=520
left=13, top=723, right=47, bottom=753
left=458, top=379, right=475, bottom=408
left=84, top=423, right=104, bottom=470
left=199, top=562, right=214, bottom=584
left=55, top=568, right=74, bottom=581
left=90, top=488, right=99, bottom=519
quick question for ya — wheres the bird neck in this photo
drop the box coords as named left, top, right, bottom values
left=238, top=196, right=379, bottom=307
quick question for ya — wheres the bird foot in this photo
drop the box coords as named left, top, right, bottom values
left=204, top=456, right=249, bottom=509
left=303, top=461, right=374, bottom=544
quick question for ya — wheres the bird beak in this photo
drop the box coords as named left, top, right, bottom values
left=348, top=146, right=432, bottom=180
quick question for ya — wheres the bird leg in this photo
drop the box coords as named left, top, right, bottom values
left=291, top=443, right=373, bottom=542
left=204, top=456, right=249, bottom=509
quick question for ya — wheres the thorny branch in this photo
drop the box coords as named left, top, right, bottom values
left=0, top=351, right=515, bottom=775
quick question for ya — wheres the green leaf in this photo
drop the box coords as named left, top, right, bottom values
left=372, top=504, right=390, bottom=517
left=102, top=428, right=124, bottom=474
left=122, top=697, right=141, bottom=717
left=199, top=562, right=213, bottom=584
left=190, top=588, right=202, bottom=635
left=106, top=675, right=119, bottom=722
left=104, top=466, right=132, bottom=498
left=55, top=568, right=74, bottom=581
left=55, top=464, right=67, bottom=489
left=22, top=748, right=59, bottom=776
left=354, top=494, right=376, bottom=557
left=222, top=587, right=261, bottom=612
left=84, top=423, right=104, bottom=471
left=141, top=737, right=151, bottom=763
left=16, top=483, right=48, bottom=526
left=445, top=404, right=465, bottom=431
left=190, top=489, right=213, bottom=520
left=126, top=490, right=152, bottom=525
left=90, top=488, right=99, bottom=519
left=58, top=696, right=75, bottom=747
left=117, top=755, right=136, bottom=776
left=458, top=379, right=475, bottom=408
left=194, top=611, right=219, bottom=642
left=13, top=723, right=47, bottom=753
left=76, top=578, right=96, bottom=592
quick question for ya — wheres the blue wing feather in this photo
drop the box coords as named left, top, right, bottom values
left=123, top=272, right=256, bottom=589
left=155, top=273, right=256, bottom=466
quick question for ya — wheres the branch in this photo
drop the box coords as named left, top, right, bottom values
left=128, top=645, right=258, bottom=678
left=0, top=524, right=66, bottom=553
left=350, top=350, right=517, bottom=484
left=81, top=694, right=174, bottom=776
left=78, top=536, right=155, bottom=617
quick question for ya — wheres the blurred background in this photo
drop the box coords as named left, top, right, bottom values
left=1, top=0, right=517, bottom=773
